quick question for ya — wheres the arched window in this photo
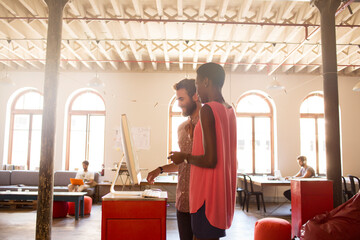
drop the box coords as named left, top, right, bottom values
left=66, top=90, right=105, bottom=171
left=8, top=89, right=43, bottom=170
left=168, top=95, right=187, bottom=155
left=236, top=92, right=274, bottom=175
left=300, top=92, right=325, bottom=175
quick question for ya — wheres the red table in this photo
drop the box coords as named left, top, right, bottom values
left=101, top=191, right=167, bottom=240
left=291, top=179, right=333, bottom=238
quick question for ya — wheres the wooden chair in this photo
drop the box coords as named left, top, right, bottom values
left=348, top=175, right=360, bottom=196
left=242, top=174, right=266, bottom=212
left=342, top=176, right=353, bottom=202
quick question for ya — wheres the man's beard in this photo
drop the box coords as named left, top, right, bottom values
left=183, top=100, right=197, bottom=117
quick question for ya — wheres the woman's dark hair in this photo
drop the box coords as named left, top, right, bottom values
left=196, top=62, right=225, bottom=88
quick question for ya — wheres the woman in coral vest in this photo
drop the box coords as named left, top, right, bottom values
left=169, top=62, right=237, bottom=240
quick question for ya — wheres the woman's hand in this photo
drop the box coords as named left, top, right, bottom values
left=168, top=151, right=187, bottom=165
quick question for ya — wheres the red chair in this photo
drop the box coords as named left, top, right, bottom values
left=53, top=201, right=68, bottom=218
left=68, top=196, right=92, bottom=216
left=301, top=193, right=360, bottom=240
left=254, top=217, right=291, bottom=240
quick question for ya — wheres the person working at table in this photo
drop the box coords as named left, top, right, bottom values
left=283, top=155, right=315, bottom=201
left=68, top=160, right=95, bottom=192
left=147, top=78, right=201, bottom=240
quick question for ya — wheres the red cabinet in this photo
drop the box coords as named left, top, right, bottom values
left=102, top=192, right=167, bottom=240
left=291, top=179, right=333, bottom=239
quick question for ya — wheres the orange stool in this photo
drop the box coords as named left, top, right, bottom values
left=254, top=217, right=291, bottom=240
left=68, top=196, right=92, bottom=216
left=53, top=201, right=68, bottom=218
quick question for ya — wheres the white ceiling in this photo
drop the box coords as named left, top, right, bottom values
left=0, top=0, right=359, bottom=75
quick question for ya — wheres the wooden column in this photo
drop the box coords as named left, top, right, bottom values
left=314, top=0, right=342, bottom=207
left=36, top=0, right=68, bottom=239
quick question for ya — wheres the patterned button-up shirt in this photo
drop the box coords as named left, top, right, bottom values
left=175, top=116, right=198, bottom=212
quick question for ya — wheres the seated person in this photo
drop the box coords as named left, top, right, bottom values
left=283, top=156, right=315, bottom=201
left=68, top=160, right=96, bottom=192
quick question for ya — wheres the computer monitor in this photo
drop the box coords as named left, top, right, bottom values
left=110, top=114, right=142, bottom=195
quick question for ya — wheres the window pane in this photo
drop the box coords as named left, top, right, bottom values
left=69, top=115, right=87, bottom=170
left=300, top=95, right=324, bottom=114
left=237, top=95, right=270, bottom=113
left=29, top=115, right=42, bottom=170
left=171, top=99, right=182, bottom=113
left=255, top=118, right=271, bottom=174
left=300, top=118, right=317, bottom=171
left=171, top=116, right=187, bottom=152
left=88, top=115, right=105, bottom=171
left=237, top=117, right=252, bottom=173
left=12, top=115, right=30, bottom=168
left=317, top=118, right=326, bottom=174
left=15, top=91, right=43, bottom=110
left=72, top=92, right=105, bottom=111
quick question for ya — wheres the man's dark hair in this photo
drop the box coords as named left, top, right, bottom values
left=173, top=78, right=196, bottom=97
left=196, top=62, right=225, bottom=88
left=82, top=160, right=89, bottom=166
left=297, top=156, right=307, bottom=162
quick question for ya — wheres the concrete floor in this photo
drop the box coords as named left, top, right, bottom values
left=0, top=201, right=291, bottom=240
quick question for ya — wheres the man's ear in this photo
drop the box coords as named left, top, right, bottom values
left=192, top=93, right=199, bottom=102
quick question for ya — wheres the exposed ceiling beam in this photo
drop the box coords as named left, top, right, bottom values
left=156, top=0, right=163, bottom=17
left=89, top=0, right=101, bottom=16
left=63, top=22, right=105, bottom=70
left=192, top=0, right=206, bottom=70
left=141, top=22, right=157, bottom=70
left=219, top=0, right=229, bottom=20
left=62, top=41, right=91, bottom=69
left=67, top=1, right=81, bottom=17
left=131, top=0, right=142, bottom=17
left=177, top=0, right=183, bottom=17
left=0, top=1, right=17, bottom=16
left=19, top=0, right=38, bottom=16
left=240, top=0, right=253, bottom=20
left=126, top=2, right=144, bottom=69
left=110, top=0, right=121, bottom=17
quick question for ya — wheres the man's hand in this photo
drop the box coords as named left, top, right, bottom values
left=168, top=151, right=187, bottom=165
left=147, top=168, right=161, bottom=184
left=84, top=179, right=94, bottom=185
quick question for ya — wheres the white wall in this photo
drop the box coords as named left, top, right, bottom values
left=1, top=70, right=360, bottom=183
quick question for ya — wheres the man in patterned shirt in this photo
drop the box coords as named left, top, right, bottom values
left=147, top=78, right=201, bottom=240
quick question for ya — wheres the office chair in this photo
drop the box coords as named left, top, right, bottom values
left=342, top=176, right=353, bottom=202
left=242, top=174, right=266, bottom=212
left=347, top=175, right=360, bottom=196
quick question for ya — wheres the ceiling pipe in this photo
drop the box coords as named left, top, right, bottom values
left=268, top=0, right=355, bottom=76
left=0, top=38, right=359, bottom=46
left=0, top=16, right=359, bottom=28
left=1, top=57, right=359, bottom=69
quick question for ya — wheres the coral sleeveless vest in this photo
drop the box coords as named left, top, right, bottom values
left=189, top=102, right=237, bottom=229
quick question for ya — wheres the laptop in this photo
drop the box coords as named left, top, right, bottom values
left=70, top=178, right=84, bottom=185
